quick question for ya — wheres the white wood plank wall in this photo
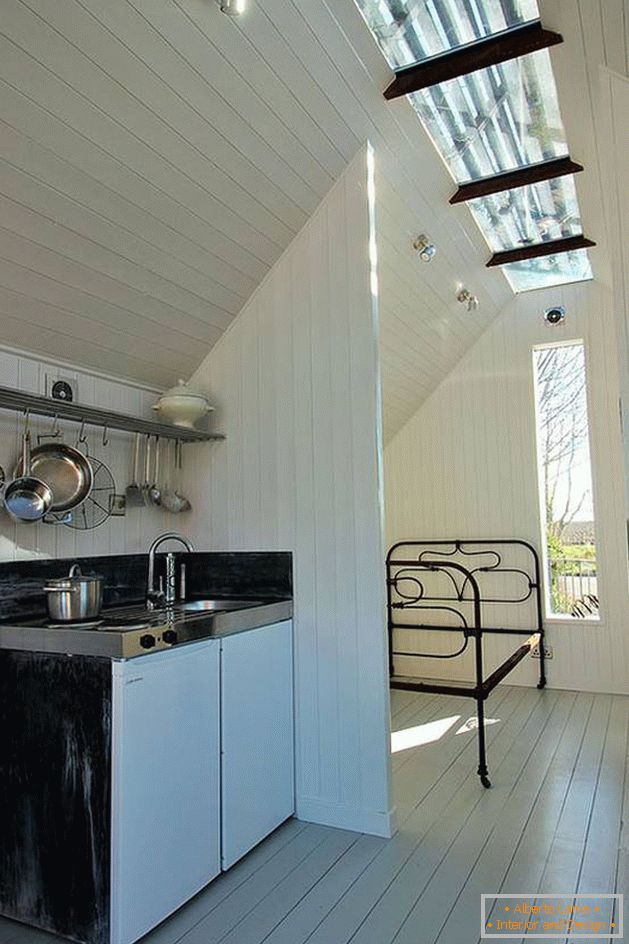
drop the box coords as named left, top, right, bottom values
left=0, top=346, right=170, bottom=560
left=384, top=281, right=629, bottom=695
left=180, top=147, right=392, bottom=838
left=599, top=69, right=629, bottom=515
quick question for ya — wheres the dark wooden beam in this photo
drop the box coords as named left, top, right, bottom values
left=486, top=234, right=596, bottom=268
left=384, top=21, right=563, bottom=99
left=450, top=157, right=583, bottom=205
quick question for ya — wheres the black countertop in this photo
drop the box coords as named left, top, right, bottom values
left=0, top=550, right=293, bottom=659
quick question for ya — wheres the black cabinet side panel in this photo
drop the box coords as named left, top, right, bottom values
left=0, top=651, right=111, bottom=944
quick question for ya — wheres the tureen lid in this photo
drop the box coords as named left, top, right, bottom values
left=157, top=379, right=209, bottom=402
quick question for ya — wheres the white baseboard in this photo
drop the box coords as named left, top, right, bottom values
left=296, top=796, right=397, bottom=838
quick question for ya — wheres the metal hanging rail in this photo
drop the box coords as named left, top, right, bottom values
left=0, top=386, right=225, bottom=443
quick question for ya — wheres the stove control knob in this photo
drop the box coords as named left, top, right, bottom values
left=162, top=630, right=178, bottom=645
left=139, top=633, right=156, bottom=650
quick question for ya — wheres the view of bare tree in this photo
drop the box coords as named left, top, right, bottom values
left=535, top=344, right=591, bottom=540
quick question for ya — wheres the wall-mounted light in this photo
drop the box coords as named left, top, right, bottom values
left=219, top=0, right=247, bottom=15
left=457, top=287, right=479, bottom=311
left=543, top=305, right=566, bottom=326
left=412, top=234, right=437, bottom=263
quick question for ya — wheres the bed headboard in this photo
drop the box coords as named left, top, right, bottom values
left=386, top=539, right=544, bottom=641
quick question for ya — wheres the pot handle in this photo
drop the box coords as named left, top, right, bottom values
left=69, top=563, right=83, bottom=578
left=43, top=586, right=80, bottom=593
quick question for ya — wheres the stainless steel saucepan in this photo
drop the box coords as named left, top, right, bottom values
left=43, top=563, right=103, bottom=623
left=4, top=429, right=53, bottom=522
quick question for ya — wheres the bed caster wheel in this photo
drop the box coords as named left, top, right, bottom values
left=481, top=775, right=491, bottom=788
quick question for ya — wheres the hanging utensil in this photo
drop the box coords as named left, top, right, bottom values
left=149, top=437, right=162, bottom=507
left=125, top=433, right=144, bottom=508
left=4, top=418, right=53, bottom=522
left=141, top=434, right=152, bottom=506
left=174, top=440, right=191, bottom=513
left=161, top=440, right=185, bottom=513
left=14, top=442, right=93, bottom=512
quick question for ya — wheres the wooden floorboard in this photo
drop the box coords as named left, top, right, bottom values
left=306, top=688, right=540, bottom=944
left=1, top=687, right=627, bottom=944
left=437, top=690, right=580, bottom=944
left=349, top=690, right=553, bottom=944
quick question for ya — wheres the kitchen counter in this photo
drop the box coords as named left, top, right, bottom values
left=0, top=597, right=293, bottom=659
left=0, top=549, right=294, bottom=944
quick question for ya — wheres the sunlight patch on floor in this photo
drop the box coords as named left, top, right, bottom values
left=455, top=716, right=501, bottom=735
left=391, top=715, right=461, bottom=753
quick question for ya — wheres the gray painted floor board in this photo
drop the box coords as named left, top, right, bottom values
left=2, top=687, right=627, bottom=944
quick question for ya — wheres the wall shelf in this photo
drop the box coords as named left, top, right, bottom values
left=0, top=386, right=225, bottom=443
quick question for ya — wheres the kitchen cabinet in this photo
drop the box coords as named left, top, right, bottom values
left=0, top=619, right=293, bottom=944
left=221, top=620, right=294, bottom=868
left=110, top=642, right=221, bottom=944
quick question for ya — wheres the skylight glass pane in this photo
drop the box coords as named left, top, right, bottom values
left=354, top=0, right=593, bottom=292
left=503, top=248, right=592, bottom=292
left=469, top=175, right=582, bottom=252
left=410, top=49, right=568, bottom=183
left=355, top=0, right=539, bottom=69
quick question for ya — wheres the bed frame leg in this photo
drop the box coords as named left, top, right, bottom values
left=476, top=697, right=491, bottom=788
left=537, top=633, right=547, bottom=689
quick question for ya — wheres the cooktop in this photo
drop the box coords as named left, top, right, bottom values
left=0, top=598, right=293, bottom=659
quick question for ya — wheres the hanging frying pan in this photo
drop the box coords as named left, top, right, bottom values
left=15, top=442, right=93, bottom=512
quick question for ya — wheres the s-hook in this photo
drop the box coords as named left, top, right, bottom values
left=39, top=414, right=60, bottom=444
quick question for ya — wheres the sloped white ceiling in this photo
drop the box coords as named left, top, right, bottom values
left=0, top=0, right=605, bottom=438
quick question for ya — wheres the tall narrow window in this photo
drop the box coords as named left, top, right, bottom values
left=533, top=342, right=598, bottom=619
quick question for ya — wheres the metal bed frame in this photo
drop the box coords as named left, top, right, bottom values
left=386, top=539, right=546, bottom=788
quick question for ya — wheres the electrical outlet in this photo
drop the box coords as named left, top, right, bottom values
left=531, top=642, right=553, bottom=660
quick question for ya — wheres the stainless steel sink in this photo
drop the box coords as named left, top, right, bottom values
left=176, top=599, right=264, bottom=612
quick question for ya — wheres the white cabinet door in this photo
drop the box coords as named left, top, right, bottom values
left=110, top=642, right=221, bottom=944
left=221, top=620, right=294, bottom=869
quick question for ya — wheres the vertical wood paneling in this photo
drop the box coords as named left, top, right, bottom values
left=384, top=281, right=629, bottom=696
left=598, top=70, right=629, bottom=522
left=181, top=147, right=392, bottom=837
left=0, top=348, right=171, bottom=561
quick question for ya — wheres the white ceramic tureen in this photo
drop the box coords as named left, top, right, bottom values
left=152, top=379, right=214, bottom=429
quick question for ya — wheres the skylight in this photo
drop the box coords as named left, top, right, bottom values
left=503, top=248, right=592, bottom=292
left=355, top=0, right=593, bottom=293
left=410, top=50, right=567, bottom=183
left=358, top=0, right=539, bottom=69
left=468, top=175, right=582, bottom=253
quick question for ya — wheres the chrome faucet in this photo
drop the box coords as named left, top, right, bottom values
left=146, top=532, right=194, bottom=609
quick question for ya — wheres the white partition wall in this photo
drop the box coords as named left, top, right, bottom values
left=182, top=146, right=393, bottom=837
left=385, top=280, right=629, bottom=696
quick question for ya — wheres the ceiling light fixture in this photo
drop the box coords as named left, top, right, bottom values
left=412, top=234, right=437, bottom=262
left=457, top=287, right=479, bottom=311
left=219, top=0, right=247, bottom=15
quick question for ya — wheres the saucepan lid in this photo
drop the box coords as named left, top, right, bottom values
left=44, top=564, right=103, bottom=590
